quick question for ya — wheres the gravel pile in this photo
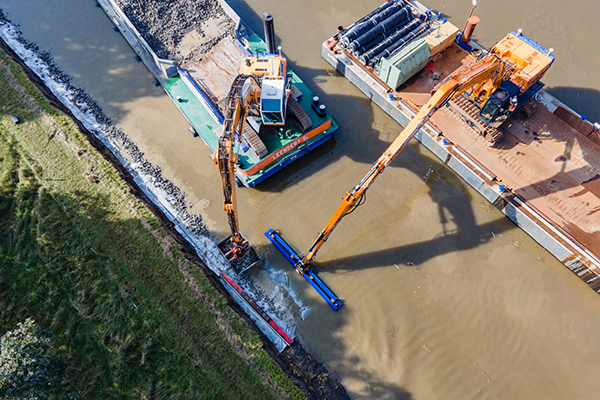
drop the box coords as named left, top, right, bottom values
left=114, top=0, right=236, bottom=60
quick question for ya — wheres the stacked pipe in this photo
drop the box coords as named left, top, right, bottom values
left=339, top=0, right=405, bottom=47
left=367, top=22, right=431, bottom=68
left=338, top=1, right=395, bottom=41
left=358, top=19, right=421, bottom=65
left=338, top=2, right=436, bottom=70
left=347, top=6, right=413, bottom=54
left=351, top=9, right=414, bottom=57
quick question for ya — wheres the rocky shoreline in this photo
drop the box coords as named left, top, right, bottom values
left=0, top=9, right=208, bottom=238
left=0, top=3, right=350, bottom=399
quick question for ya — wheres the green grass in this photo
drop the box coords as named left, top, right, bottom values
left=0, top=49, right=305, bottom=399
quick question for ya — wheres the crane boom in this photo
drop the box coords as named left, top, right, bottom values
left=218, top=74, right=259, bottom=243
left=299, top=54, right=503, bottom=270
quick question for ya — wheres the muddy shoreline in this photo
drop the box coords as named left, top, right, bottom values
left=0, top=30, right=349, bottom=400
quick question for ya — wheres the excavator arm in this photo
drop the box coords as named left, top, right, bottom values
left=216, top=74, right=261, bottom=272
left=218, top=74, right=258, bottom=241
left=298, top=54, right=503, bottom=270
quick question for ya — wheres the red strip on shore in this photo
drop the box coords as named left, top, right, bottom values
left=221, top=273, right=294, bottom=345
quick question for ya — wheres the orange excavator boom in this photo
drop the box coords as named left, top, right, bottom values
left=266, top=32, right=554, bottom=308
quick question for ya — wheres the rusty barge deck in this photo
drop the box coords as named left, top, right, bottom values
left=322, top=8, right=600, bottom=293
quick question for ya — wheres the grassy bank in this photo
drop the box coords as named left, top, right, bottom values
left=0, top=47, right=304, bottom=399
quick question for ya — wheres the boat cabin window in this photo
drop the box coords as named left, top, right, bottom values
left=261, top=98, right=284, bottom=125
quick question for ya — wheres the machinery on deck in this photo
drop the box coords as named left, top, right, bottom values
left=216, top=51, right=291, bottom=273
left=266, top=31, right=554, bottom=307
left=446, top=30, right=554, bottom=143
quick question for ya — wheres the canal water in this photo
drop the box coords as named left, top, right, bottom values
left=2, top=0, right=600, bottom=398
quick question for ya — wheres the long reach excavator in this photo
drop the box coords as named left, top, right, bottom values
left=266, top=31, right=554, bottom=308
left=215, top=12, right=324, bottom=273
left=216, top=51, right=292, bottom=273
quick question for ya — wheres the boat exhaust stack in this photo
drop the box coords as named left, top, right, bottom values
left=460, top=0, right=478, bottom=45
left=263, top=12, right=277, bottom=54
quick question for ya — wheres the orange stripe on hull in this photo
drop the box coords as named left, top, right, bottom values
left=238, top=118, right=332, bottom=176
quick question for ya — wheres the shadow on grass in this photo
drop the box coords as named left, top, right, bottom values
left=0, top=161, right=282, bottom=399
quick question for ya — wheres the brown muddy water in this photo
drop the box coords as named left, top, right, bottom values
left=3, top=0, right=600, bottom=398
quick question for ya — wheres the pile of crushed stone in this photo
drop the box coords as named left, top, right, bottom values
left=115, top=0, right=235, bottom=61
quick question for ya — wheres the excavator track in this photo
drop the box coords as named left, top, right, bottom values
left=287, top=96, right=313, bottom=132
left=446, top=95, right=504, bottom=145
left=242, top=123, right=268, bottom=159
left=218, top=78, right=269, bottom=160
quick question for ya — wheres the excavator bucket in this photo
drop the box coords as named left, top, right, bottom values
left=217, top=234, right=261, bottom=274
left=265, top=229, right=343, bottom=310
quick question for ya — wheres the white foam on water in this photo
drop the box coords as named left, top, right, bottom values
left=264, top=263, right=311, bottom=319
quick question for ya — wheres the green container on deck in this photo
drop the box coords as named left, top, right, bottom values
left=378, top=38, right=431, bottom=90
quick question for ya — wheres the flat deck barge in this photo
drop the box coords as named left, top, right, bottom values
left=322, top=0, right=600, bottom=292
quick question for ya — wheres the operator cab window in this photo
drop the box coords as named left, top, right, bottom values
left=261, top=99, right=283, bottom=124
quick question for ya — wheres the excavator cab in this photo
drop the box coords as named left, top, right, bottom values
left=240, top=53, right=288, bottom=126
left=260, top=77, right=286, bottom=125
left=479, top=80, right=521, bottom=126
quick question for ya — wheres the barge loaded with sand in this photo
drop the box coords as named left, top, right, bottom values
left=322, top=0, right=600, bottom=293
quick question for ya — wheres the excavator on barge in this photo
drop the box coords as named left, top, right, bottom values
left=266, top=30, right=554, bottom=308
left=215, top=52, right=285, bottom=273
left=216, top=43, right=305, bottom=273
